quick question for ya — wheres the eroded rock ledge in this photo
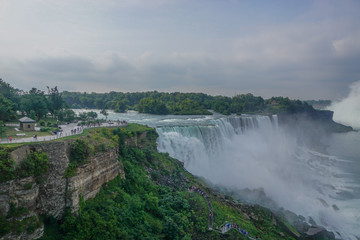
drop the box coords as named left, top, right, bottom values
left=0, top=140, right=124, bottom=240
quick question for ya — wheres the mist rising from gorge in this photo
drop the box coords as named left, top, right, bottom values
left=329, top=80, right=360, bottom=130
left=156, top=116, right=359, bottom=239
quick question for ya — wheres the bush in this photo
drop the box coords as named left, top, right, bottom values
left=48, top=122, right=58, bottom=128
left=0, top=215, right=11, bottom=236
left=64, top=163, right=77, bottom=178
left=40, top=127, right=52, bottom=132
left=7, top=202, right=29, bottom=219
left=70, top=139, right=90, bottom=165
left=26, top=216, right=41, bottom=233
left=23, top=182, right=33, bottom=190
left=64, top=139, right=90, bottom=178
left=38, top=120, right=46, bottom=127
left=0, top=148, right=15, bottom=183
left=17, top=151, right=49, bottom=182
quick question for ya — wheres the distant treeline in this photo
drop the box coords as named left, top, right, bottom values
left=305, top=100, right=331, bottom=108
left=62, top=91, right=316, bottom=115
left=0, top=79, right=74, bottom=122
left=0, top=77, right=318, bottom=121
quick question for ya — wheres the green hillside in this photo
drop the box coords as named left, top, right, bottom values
left=37, top=124, right=300, bottom=240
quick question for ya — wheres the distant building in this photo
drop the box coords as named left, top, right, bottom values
left=19, top=117, right=36, bottom=131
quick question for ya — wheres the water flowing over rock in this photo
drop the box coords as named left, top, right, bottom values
left=155, top=114, right=359, bottom=239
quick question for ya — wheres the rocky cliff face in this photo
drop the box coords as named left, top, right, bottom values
left=66, top=147, right=124, bottom=212
left=0, top=140, right=124, bottom=240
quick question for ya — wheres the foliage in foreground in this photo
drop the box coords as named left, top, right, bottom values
left=0, top=148, right=49, bottom=183
left=41, top=146, right=198, bottom=240
left=40, top=127, right=296, bottom=240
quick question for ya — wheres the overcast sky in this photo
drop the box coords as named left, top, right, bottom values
left=1, top=0, right=360, bottom=100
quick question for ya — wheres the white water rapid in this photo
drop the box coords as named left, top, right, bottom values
left=74, top=109, right=360, bottom=239
left=156, top=115, right=360, bottom=240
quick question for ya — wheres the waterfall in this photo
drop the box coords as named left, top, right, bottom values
left=98, top=108, right=359, bottom=239
left=155, top=114, right=359, bottom=239
left=156, top=115, right=278, bottom=177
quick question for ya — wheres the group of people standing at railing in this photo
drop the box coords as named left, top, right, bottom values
left=222, top=222, right=250, bottom=237
left=189, top=185, right=213, bottom=228
left=82, top=120, right=128, bottom=128
left=189, top=185, right=255, bottom=239
left=70, top=127, right=82, bottom=135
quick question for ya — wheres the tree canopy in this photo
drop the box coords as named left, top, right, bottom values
left=0, top=79, right=69, bottom=121
left=0, top=78, right=317, bottom=122
left=62, top=91, right=315, bottom=116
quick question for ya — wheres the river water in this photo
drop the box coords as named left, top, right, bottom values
left=74, top=109, right=360, bottom=239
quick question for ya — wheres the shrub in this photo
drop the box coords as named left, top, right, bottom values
left=7, top=202, right=29, bottom=219
left=64, top=163, right=77, bottom=178
left=17, top=151, right=49, bottom=178
left=48, top=122, right=58, bottom=128
left=23, top=182, right=33, bottom=190
left=40, top=127, right=51, bottom=132
left=0, top=148, right=15, bottom=183
left=0, top=215, right=11, bottom=236
left=65, top=139, right=90, bottom=178
left=38, top=120, right=46, bottom=127
left=70, top=139, right=89, bottom=165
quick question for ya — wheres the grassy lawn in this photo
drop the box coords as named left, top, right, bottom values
left=4, top=126, right=52, bottom=139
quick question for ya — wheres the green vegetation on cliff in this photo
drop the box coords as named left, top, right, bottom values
left=39, top=125, right=298, bottom=240
left=0, top=149, right=48, bottom=237
left=0, top=148, right=49, bottom=183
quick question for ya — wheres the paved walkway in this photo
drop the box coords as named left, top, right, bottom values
left=0, top=122, right=127, bottom=144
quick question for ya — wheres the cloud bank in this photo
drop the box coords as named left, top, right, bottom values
left=0, top=0, right=360, bottom=99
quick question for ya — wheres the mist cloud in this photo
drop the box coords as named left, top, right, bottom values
left=329, top=81, right=360, bottom=129
left=1, top=0, right=360, bottom=99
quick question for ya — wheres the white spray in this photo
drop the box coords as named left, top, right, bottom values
left=328, top=80, right=360, bottom=130
left=156, top=115, right=360, bottom=239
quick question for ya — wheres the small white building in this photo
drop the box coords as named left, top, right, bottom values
left=19, top=117, right=36, bottom=131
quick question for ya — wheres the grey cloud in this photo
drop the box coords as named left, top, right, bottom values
left=26, top=56, right=94, bottom=73
left=2, top=48, right=356, bottom=99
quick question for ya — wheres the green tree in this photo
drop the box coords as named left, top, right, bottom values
left=58, top=109, right=75, bottom=122
left=17, top=151, right=49, bottom=182
left=70, top=139, right=90, bottom=165
left=87, top=111, right=98, bottom=119
left=100, top=108, right=108, bottom=120
left=47, top=86, right=64, bottom=118
left=0, top=79, right=20, bottom=112
left=0, top=121, right=6, bottom=138
left=21, top=88, right=48, bottom=120
left=0, top=148, right=15, bottom=183
left=0, top=94, right=16, bottom=121
left=137, top=98, right=169, bottom=115
left=114, top=101, right=127, bottom=113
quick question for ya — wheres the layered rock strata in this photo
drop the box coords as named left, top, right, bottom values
left=0, top=140, right=123, bottom=240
